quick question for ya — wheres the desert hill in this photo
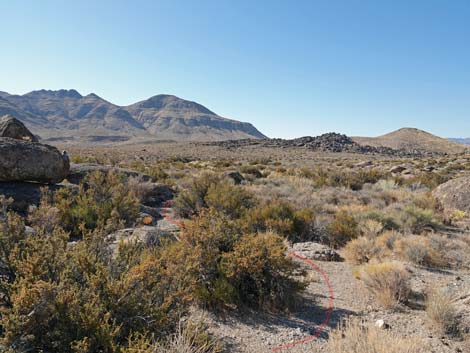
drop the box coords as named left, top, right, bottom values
left=353, top=128, right=467, bottom=155
left=0, top=89, right=266, bottom=142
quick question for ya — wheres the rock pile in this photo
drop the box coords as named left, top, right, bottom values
left=201, top=132, right=431, bottom=157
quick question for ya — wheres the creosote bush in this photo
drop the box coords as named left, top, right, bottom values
left=52, top=170, right=140, bottom=238
left=327, top=210, right=359, bottom=248
left=0, top=211, right=197, bottom=352
left=177, top=209, right=306, bottom=310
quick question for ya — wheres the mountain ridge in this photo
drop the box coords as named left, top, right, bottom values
left=0, top=89, right=266, bottom=142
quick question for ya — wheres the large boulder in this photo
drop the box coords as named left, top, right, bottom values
left=433, top=176, right=470, bottom=213
left=0, top=138, right=70, bottom=183
left=0, top=115, right=38, bottom=142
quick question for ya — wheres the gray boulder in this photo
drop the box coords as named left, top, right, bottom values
left=0, top=115, right=38, bottom=142
left=0, top=138, right=70, bottom=183
left=433, top=176, right=470, bottom=213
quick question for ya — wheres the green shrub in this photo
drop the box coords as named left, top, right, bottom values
left=222, top=232, right=306, bottom=310
left=176, top=210, right=306, bottom=310
left=173, top=173, right=220, bottom=218
left=327, top=210, right=359, bottom=248
left=53, top=170, right=140, bottom=238
left=400, top=205, right=440, bottom=234
left=241, top=199, right=316, bottom=242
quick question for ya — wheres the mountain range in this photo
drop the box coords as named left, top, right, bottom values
left=448, top=138, right=470, bottom=146
left=0, top=89, right=266, bottom=142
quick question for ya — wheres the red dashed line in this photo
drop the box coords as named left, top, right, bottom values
left=161, top=199, right=334, bottom=351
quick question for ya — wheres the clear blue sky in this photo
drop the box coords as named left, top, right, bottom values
left=1, top=0, right=469, bottom=138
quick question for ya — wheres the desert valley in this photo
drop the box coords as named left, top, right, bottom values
left=0, top=89, right=469, bottom=353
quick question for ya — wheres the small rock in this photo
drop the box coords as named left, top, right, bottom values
left=389, top=165, right=407, bottom=174
left=375, top=319, right=390, bottom=329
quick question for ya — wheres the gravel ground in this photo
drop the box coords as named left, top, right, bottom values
left=196, top=243, right=470, bottom=353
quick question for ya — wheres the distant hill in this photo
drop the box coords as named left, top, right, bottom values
left=353, top=128, right=467, bottom=155
left=449, top=138, right=470, bottom=146
left=0, top=89, right=266, bottom=142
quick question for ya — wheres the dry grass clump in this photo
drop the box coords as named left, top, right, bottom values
left=358, top=262, right=411, bottom=309
left=125, top=319, right=223, bottom=353
left=396, top=235, right=448, bottom=268
left=343, top=237, right=383, bottom=264
left=328, top=317, right=428, bottom=353
left=426, top=288, right=460, bottom=336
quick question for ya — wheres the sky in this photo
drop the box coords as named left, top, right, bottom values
left=1, top=0, right=470, bottom=138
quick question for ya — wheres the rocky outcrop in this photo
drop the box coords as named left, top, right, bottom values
left=0, top=138, right=70, bottom=183
left=202, top=133, right=432, bottom=157
left=0, top=115, right=38, bottom=142
left=433, top=176, right=470, bottom=213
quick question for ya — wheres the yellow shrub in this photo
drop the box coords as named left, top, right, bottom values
left=359, top=262, right=411, bottom=309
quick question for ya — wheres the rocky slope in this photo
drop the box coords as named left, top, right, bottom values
left=0, top=90, right=266, bottom=142
left=354, top=128, right=467, bottom=155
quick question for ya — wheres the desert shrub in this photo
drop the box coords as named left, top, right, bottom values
left=205, top=181, right=254, bottom=218
left=359, top=262, right=411, bottom=309
left=0, top=213, right=190, bottom=352
left=173, top=173, right=220, bottom=218
left=125, top=319, right=223, bottom=353
left=53, top=170, right=140, bottom=238
left=376, top=230, right=401, bottom=250
left=328, top=317, right=427, bottom=353
left=327, top=210, right=359, bottom=248
left=240, top=165, right=264, bottom=178
left=396, top=236, right=448, bottom=268
left=306, top=168, right=387, bottom=190
left=400, top=205, right=440, bottom=234
left=343, top=237, right=382, bottom=264
left=221, top=232, right=306, bottom=310
left=241, top=199, right=316, bottom=242
left=401, top=172, right=449, bottom=189
left=364, top=211, right=400, bottom=231
left=426, top=288, right=460, bottom=336
left=174, top=173, right=253, bottom=219
left=177, top=210, right=306, bottom=310
left=359, top=219, right=383, bottom=238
